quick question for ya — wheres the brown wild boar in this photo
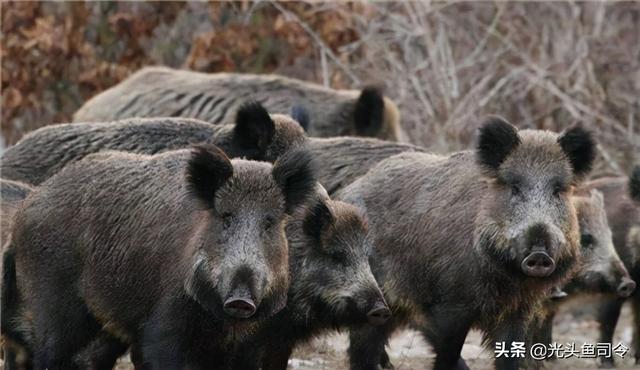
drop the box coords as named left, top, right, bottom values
left=305, top=137, right=427, bottom=195
left=529, top=189, right=635, bottom=362
left=337, top=118, right=596, bottom=370
left=231, top=196, right=390, bottom=370
left=1, top=101, right=305, bottom=186
left=583, top=166, right=640, bottom=366
left=4, top=145, right=316, bottom=369
left=73, top=66, right=403, bottom=141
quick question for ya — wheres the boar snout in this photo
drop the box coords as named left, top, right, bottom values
left=224, top=285, right=257, bottom=319
left=367, top=300, right=391, bottom=326
left=517, top=223, right=561, bottom=277
left=521, top=250, right=556, bottom=277
left=222, top=265, right=265, bottom=319
left=617, top=278, right=636, bottom=298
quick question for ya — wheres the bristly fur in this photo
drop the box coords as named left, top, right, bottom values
left=476, top=117, right=521, bottom=172
left=232, top=101, right=276, bottom=156
left=271, top=148, right=317, bottom=214
left=302, top=199, right=334, bottom=243
left=354, top=86, right=384, bottom=136
left=557, top=125, right=596, bottom=178
left=186, top=144, right=233, bottom=208
left=290, top=105, right=310, bottom=132
left=630, top=166, right=640, bottom=202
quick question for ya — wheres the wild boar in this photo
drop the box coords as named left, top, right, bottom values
left=584, top=166, right=640, bottom=366
left=72, top=66, right=403, bottom=141
left=305, top=137, right=427, bottom=195
left=337, top=118, right=596, bottom=370
left=528, top=189, right=635, bottom=362
left=4, top=144, right=316, bottom=369
left=231, top=196, right=390, bottom=370
left=1, top=101, right=305, bottom=186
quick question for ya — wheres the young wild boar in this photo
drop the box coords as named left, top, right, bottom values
left=529, top=189, right=635, bottom=357
left=582, top=166, right=640, bottom=366
left=4, top=144, right=317, bottom=369
left=337, top=118, right=596, bottom=370
left=231, top=196, right=390, bottom=370
left=72, top=66, right=403, bottom=141
left=1, top=101, right=305, bottom=186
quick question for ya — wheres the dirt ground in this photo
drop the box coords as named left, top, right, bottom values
left=272, top=299, right=638, bottom=370
left=2, top=298, right=636, bottom=370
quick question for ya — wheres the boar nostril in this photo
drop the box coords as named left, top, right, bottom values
left=617, top=279, right=636, bottom=298
left=521, top=251, right=556, bottom=278
left=223, top=297, right=257, bottom=319
left=367, top=303, right=391, bottom=326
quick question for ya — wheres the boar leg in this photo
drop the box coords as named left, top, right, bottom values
left=74, top=330, right=129, bottom=370
left=421, top=308, right=473, bottom=370
left=228, top=340, right=262, bottom=370
left=531, top=310, right=555, bottom=360
left=632, top=294, right=640, bottom=364
left=260, top=344, right=293, bottom=370
left=143, top=296, right=223, bottom=370
left=379, top=349, right=394, bottom=369
left=142, top=298, right=191, bottom=370
left=348, top=321, right=397, bottom=370
left=30, top=294, right=99, bottom=370
left=597, top=298, right=624, bottom=368
left=490, top=310, right=528, bottom=370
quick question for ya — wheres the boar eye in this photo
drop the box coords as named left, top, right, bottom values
left=221, top=212, right=233, bottom=228
left=328, top=250, right=347, bottom=264
left=511, top=183, right=522, bottom=196
left=553, top=182, right=566, bottom=196
left=264, top=215, right=276, bottom=230
left=580, top=233, right=594, bottom=248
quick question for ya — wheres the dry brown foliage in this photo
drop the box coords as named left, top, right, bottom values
left=2, top=1, right=638, bottom=174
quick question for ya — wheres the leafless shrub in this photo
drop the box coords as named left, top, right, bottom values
left=269, top=1, right=639, bottom=174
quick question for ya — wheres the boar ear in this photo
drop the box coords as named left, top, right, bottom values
left=290, top=105, right=310, bottom=132
left=272, top=148, right=317, bottom=214
left=558, top=126, right=596, bottom=178
left=232, top=101, right=276, bottom=159
left=186, top=144, right=233, bottom=208
left=630, top=166, right=640, bottom=202
left=303, top=199, right=334, bottom=242
left=354, top=86, right=384, bottom=137
left=476, top=117, right=520, bottom=172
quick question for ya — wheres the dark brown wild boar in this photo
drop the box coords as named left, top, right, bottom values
left=231, top=195, right=390, bottom=370
left=1, top=102, right=305, bottom=186
left=337, top=118, right=596, bottom=370
left=73, top=66, right=403, bottom=141
left=582, top=166, right=640, bottom=367
left=3, top=145, right=316, bottom=370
